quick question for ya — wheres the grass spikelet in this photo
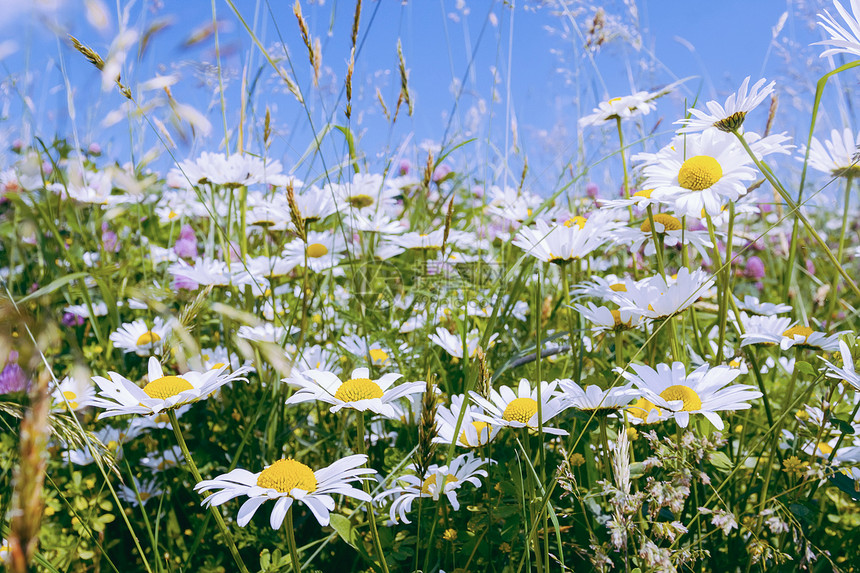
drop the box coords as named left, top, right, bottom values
left=397, top=39, right=412, bottom=117
left=346, top=47, right=355, bottom=120
left=414, top=373, right=438, bottom=479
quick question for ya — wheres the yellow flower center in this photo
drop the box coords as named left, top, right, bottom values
left=502, top=397, right=538, bottom=424
left=563, top=216, right=587, bottom=229
left=63, top=390, right=79, bottom=409
left=349, top=194, right=374, bottom=208
left=782, top=326, right=813, bottom=341
left=307, top=243, right=329, bottom=258
left=816, top=442, right=833, bottom=456
left=677, top=155, right=723, bottom=191
left=659, top=385, right=703, bottom=411
left=256, top=459, right=318, bottom=493
left=421, top=473, right=459, bottom=494
left=334, top=378, right=384, bottom=402
left=459, top=421, right=492, bottom=446
left=136, top=331, right=161, bottom=347
left=142, top=376, right=194, bottom=400
left=609, top=283, right=627, bottom=292
left=368, top=348, right=389, bottom=364
left=633, top=189, right=653, bottom=198
left=610, top=310, right=632, bottom=329
left=628, top=397, right=661, bottom=420
left=640, top=213, right=682, bottom=233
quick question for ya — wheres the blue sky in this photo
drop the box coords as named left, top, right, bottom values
left=0, top=0, right=850, bottom=194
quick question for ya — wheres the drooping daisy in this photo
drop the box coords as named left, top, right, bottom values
left=640, top=130, right=757, bottom=218
left=675, top=77, right=775, bottom=134
left=512, top=217, right=610, bottom=265
left=620, top=362, right=761, bottom=429
left=815, top=0, right=860, bottom=59
left=90, top=357, right=250, bottom=418
left=119, top=477, right=164, bottom=507
left=194, top=454, right=372, bottom=528
left=622, top=269, right=714, bottom=321
left=436, top=396, right=500, bottom=448
left=556, top=379, right=639, bottom=418
left=469, top=379, right=569, bottom=435
left=374, top=453, right=489, bottom=524
left=109, top=317, right=172, bottom=356
left=574, top=302, right=641, bottom=333
left=820, top=340, right=860, bottom=391
left=804, top=128, right=860, bottom=178
left=282, top=230, right=347, bottom=273
left=429, top=327, right=499, bottom=359
left=285, top=367, right=425, bottom=419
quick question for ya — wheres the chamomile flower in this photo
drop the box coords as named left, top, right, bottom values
left=374, top=453, right=489, bottom=523
left=675, top=77, right=775, bottom=134
left=641, top=130, right=757, bottom=218
left=109, top=317, right=172, bottom=356
left=485, top=186, right=557, bottom=223
left=194, top=454, right=373, bottom=528
left=820, top=340, right=860, bottom=391
left=168, top=257, right=233, bottom=287
left=177, top=152, right=283, bottom=187
left=738, top=315, right=794, bottom=347
left=141, top=446, right=183, bottom=472
left=52, top=375, right=94, bottom=411
left=119, top=477, right=164, bottom=507
left=282, top=231, right=347, bottom=273
left=742, top=323, right=844, bottom=351
left=574, top=302, right=641, bottom=333
left=90, top=357, right=251, bottom=418
left=339, top=334, right=394, bottom=367
left=815, top=0, right=860, bottom=59
left=512, top=218, right=610, bottom=265
left=572, top=274, right=637, bottom=305
left=330, top=173, right=399, bottom=214
left=285, top=367, right=425, bottom=419
left=578, top=87, right=671, bottom=128
left=434, top=394, right=501, bottom=448
left=429, top=327, right=499, bottom=359
left=557, top=379, right=638, bottom=417
left=622, top=268, right=714, bottom=321
left=620, top=362, right=761, bottom=429
left=804, top=128, right=860, bottom=178
left=289, top=185, right=338, bottom=223
left=734, top=295, right=792, bottom=316
left=469, top=379, right=569, bottom=435
left=610, top=213, right=714, bottom=260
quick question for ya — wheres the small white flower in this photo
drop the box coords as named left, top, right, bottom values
left=91, top=357, right=250, bottom=418
left=109, top=317, right=172, bottom=356
left=434, top=394, right=501, bottom=448
left=194, top=454, right=373, bottom=528
left=557, top=379, right=639, bottom=416
left=119, top=477, right=164, bottom=507
left=469, top=379, right=569, bottom=435
left=374, top=453, right=489, bottom=523
left=621, top=269, right=714, bottom=321
left=675, top=77, right=775, bottom=133
left=429, top=327, right=499, bottom=359
left=52, top=375, right=95, bottom=412
left=574, top=302, right=641, bottom=333
left=803, top=128, right=860, bottom=178
left=285, top=367, right=425, bottom=419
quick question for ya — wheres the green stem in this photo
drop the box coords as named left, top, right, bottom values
left=285, top=507, right=303, bottom=572
left=826, top=175, right=854, bottom=327
left=167, top=410, right=250, bottom=573
left=355, top=412, right=390, bottom=573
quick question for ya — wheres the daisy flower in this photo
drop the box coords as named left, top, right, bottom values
left=330, top=173, right=399, bottom=214
left=141, top=446, right=183, bottom=473
left=675, top=77, right=775, bottom=133
left=557, top=379, right=639, bottom=417
left=434, top=394, right=501, bottom=448
left=815, top=0, right=860, bottom=59
left=738, top=314, right=794, bottom=347
left=289, top=185, right=338, bottom=223
left=285, top=367, right=425, bottom=419
left=374, top=453, right=489, bottom=523
left=90, top=357, right=250, bottom=418
left=429, top=327, right=499, bottom=359
left=194, top=454, right=373, bottom=528
left=742, top=323, right=844, bottom=351
left=733, top=295, right=792, bottom=316
left=176, top=152, right=284, bottom=187
left=571, top=274, right=637, bottom=305
left=52, top=375, right=94, bottom=411
left=641, top=130, right=757, bottom=218
left=578, top=87, right=670, bottom=128
left=574, top=302, right=641, bottom=333
left=282, top=230, right=347, bottom=273
left=339, top=334, right=394, bottom=367
left=237, top=322, right=299, bottom=344
left=622, top=268, right=714, bottom=321
left=168, top=257, right=233, bottom=287
left=512, top=218, right=610, bottom=265
left=485, top=186, right=558, bottom=223
left=820, top=340, right=860, bottom=391
left=620, top=362, right=761, bottom=429
left=109, top=317, right=172, bottom=356
left=610, top=213, right=714, bottom=261
left=804, top=128, right=860, bottom=178
left=119, top=477, right=164, bottom=507
left=469, top=379, right=569, bottom=435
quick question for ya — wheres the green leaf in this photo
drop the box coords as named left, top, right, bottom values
left=329, top=513, right=359, bottom=549
left=16, top=271, right=90, bottom=304
left=708, top=451, right=733, bottom=473
left=794, top=361, right=815, bottom=376
left=831, top=417, right=855, bottom=435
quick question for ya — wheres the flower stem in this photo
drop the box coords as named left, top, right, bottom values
left=355, top=411, right=390, bottom=573
left=826, top=174, right=854, bottom=327
left=167, top=410, right=250, bottom=573
left=285, top=507, right=302, bottom=572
